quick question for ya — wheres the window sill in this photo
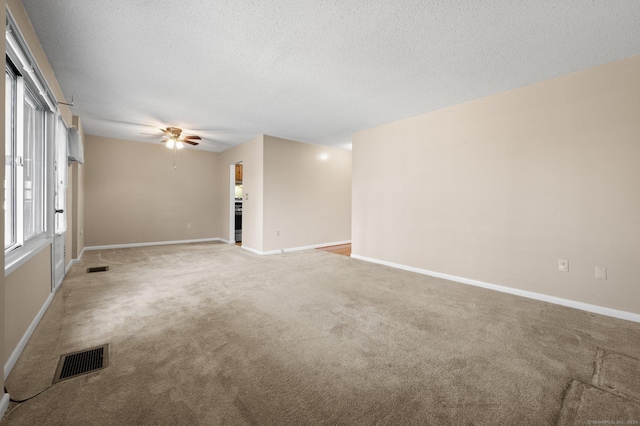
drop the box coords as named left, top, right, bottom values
left=5, top=237, right=51, bottom=277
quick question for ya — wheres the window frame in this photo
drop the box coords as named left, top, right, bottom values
left=5, top=13, right=60, bottom=276
left=22, top=81, right=47, bottom=241
left=5, top=62, right=19, bottom=250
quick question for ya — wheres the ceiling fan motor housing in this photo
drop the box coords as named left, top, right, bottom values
left=166, top=127, right=182, bottom=139
left=160, top=127, right=201, bottom=146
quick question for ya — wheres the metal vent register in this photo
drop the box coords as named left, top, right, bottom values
left=53, top=344, right=110, bottom=383
left=86, top=266, right=109, bottom=273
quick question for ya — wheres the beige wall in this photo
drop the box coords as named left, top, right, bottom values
left=217, top=135, right=351, bottom=253
left=3, top=247, right=51, bottom=366
left=84, top=136, right=220, bottom=246
left=352, top=55, right=640, bottom=314
left=263, top=136, right=351, bottom=252
left=75, top=161, right=85, bottom=255
left=218, top=135, right=264, bottom=251
left=65, top=162, right=74, bottom=267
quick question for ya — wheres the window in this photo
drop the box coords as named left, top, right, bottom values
left=4, top=65, right=17, bottom=249
left=24, top=88, right=46, bottom=239
left=4, top=58, right=47, bottom=253
left=5, top=13, right=60, bottom=272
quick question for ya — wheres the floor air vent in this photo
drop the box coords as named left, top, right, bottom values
left=86, top=266, right=109, bottom=273
left=53, top=344, right=109, bottom=384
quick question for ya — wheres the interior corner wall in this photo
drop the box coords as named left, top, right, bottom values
left=76, top=159, right=85, bottom=255
left=65, top=161, right=74, bottom=267
left=84, top=136, right=220, bottom=247
left=262, top=136, right=351, bottom=252
left=218, top=135, right=264, bottom=251
left=352, top=54, right=640, bottom=315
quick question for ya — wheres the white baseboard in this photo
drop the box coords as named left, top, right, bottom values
left=242, top=240, right=351, bottom=256
left=84, top=238, right=223, bottom=251
left=84, top=239, right=351, bottom=256
left=65, top=247, right=86, bottom=274
left=240, top=246, right=264, bottom=255
left=351, top=254, right=640, bottom=324
left=0, top=393, right=10, bottom=418
left=4, top=287, right=58, bottom=381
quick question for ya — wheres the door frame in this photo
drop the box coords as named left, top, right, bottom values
left=51, top=115, right=67, bottom=291
left=229, top=164, right=235, bottom=242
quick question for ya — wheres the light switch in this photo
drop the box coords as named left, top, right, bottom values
left=595, top=267, right=607, bottom=280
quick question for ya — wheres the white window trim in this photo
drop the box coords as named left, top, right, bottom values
left=11, top=72, right=25, bottom=250
left=4, top=236, right=50, bottom=276
left=5, top=10, right=60, bottom=275
left=5, top=20, right=56, bottom=112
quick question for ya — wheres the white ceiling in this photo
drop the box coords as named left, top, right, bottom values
left=19, top=0, right=640, bottom=152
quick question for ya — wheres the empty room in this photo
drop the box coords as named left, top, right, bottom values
left=1, top=0, right=639, bottom=424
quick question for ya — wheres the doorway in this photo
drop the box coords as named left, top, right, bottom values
left=230, top=162, right=243, bottom=244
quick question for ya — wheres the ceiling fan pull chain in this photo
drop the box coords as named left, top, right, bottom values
left=173, top=146, right=177, bottom=170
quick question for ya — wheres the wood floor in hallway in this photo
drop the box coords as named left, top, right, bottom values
left=316, top=243, right=351, bottom=257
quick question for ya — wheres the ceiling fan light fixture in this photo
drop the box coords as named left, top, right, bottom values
left=159, top=127, right=201, bottom=151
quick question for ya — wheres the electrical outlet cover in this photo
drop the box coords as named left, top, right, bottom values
left=559, top=259, right=569, bottom=272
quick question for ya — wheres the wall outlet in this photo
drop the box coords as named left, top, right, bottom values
left=595, top=266, right=607, bottom=280
left=366, top=234, right=371, bottom=243
left=187, top=223, right=192, bottom=229
left=245, top=193, right=249, bottom=200
left=558, top=259, right=569, bottom=272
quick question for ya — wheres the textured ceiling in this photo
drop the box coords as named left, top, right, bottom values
left=19, top=0, right=640, bottom=152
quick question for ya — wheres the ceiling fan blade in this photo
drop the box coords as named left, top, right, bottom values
left=160, top=139, right=168, bottom=143
left=99, top=119, right=164, bottom=129
left=199, top=137, right=229, bottom=148
left=183, top=140, right=200, bottom=146
left=160, top=128, right=170, bottom=134
left=183, top=135, right=202, bottom=140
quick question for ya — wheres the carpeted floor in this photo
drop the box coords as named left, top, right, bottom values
left=3, top=242, right=640, bottom=425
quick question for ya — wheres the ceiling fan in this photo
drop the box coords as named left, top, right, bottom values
left=160, top=126, right=201, bottom=149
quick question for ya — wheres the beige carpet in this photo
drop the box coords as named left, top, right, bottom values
left=3, top=242, right=640, bottom=425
